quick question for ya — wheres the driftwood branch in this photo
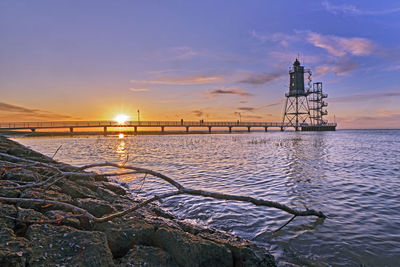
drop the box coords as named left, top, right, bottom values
left=1, top=158, right=325, bottom=230
left=0, top=197, right=96, bottom=220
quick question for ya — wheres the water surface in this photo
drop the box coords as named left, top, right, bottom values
left=13, top=130, right=400, bottom=266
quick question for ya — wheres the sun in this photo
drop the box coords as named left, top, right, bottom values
left=114, top=114, right=129, bottom=124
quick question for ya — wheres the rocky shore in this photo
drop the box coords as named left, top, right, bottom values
left=0, top=135, right=276, bottom=266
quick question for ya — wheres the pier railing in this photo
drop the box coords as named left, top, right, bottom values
left=0, top=120, right=336, bottom=132
left=0, top=121, right=290, bottom=129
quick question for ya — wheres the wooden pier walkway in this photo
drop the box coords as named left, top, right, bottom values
left=0, top=121, right=337, bottom=133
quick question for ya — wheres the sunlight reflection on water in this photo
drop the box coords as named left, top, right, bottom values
left=13, top=130, right=400, bottom=266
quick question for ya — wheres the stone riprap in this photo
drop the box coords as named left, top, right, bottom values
left=0, top=135, right=275, bottom=266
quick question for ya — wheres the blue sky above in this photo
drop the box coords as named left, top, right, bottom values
left=1, top=0, right=399, bottom=128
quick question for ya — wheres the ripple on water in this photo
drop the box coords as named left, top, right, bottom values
left=13, top=130, right=400, bottom=266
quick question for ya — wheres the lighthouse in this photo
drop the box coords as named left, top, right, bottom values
left=281, top=59, right=336, bottom=131
left=282, top=59, right=311, bottom=131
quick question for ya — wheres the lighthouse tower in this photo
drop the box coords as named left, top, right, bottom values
left=282, top=59, right=311, bottom=131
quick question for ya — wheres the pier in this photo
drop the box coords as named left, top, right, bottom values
left=0, top=120, right=336, bottom=133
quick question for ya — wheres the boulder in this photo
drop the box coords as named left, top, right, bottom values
left=25, top=224, right=115, bottom=266
left=0, top=204, right=17, bottom=228
left=102, top=182, right=127, bottom=196
left=0, top=223, right=30, bottom=267
left=153, top=227, right=233, bottom=267
left=94, top=220, right=155, bottom=258
left=76, top=198, right=116, bottom=217
left=118, top=245, right=177, bottom=267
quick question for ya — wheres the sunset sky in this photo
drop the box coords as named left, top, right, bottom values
left=1, top=1, right=400, bottom=129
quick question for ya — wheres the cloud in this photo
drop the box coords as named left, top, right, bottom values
left=207, top=87, right=253, bottom=97
left=192, top=110, right=204, bottom=117
left=250, top=30, right=298, bottom=47
left=322, top=1, right=400, bottom=16
left=269, top=51, right=319, bottom=64
left=306, top=31, right=375, bottom=57
left=238, top=72, right=283, bottom=85
left=0, top=102, right=74, bottom=121
left=0, top=102, right=39, bottom=113
left=170, top=46, right=199, bottom=60
left=315, top=60, right=357, bottom=76
left=131, top=75, right=224, bottom=85
left=337, top=110, right=400, bottom=129
left=233, top=112, right=264, bottom=120
left=330, top=92, right=400, bottom=103
left=237, top=107, right=255, bottom=112
left=129, top=87, right=149, bottom=92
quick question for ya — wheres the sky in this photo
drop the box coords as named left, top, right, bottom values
left=1, top=0, right=400, bottom=129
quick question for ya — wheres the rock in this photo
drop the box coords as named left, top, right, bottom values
left=15, top=208, right=48, bottom=236
left=18, top=189, right=72, bottom=213
left=0, top=204, right=17, bottom=228
left=25, top=224, right=115, bottom=266
left=229, top=245, right=276, bottom=267
left=0, top=136, right=277, bottom=266
left=0, top=188, right=20, bottom=198
left=45, top=210, right=81, bottom=229
left=153, top=227, right=233, bottom=267
left=57, top=180, right=97, bottom=199
left=3, top=169, right=38, bottom=182
left=6, top=147, right=27, bottom=157
left=118, top=245, right=177, bottom=267
left=0, top=223, right=30, bottom=267
left=76, top=198, right=116, bottom=217
left=65, top=172, right=95, bottom=182
left=96, top=186, right=120, bottom=203
left=95, top=221, right=155, bottom=258
left=102, top=182, right=127, bottom=196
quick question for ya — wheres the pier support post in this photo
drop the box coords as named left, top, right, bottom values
left=186, top=126, right=189, bottom=132
left=280, top=127, right=284, bottom=132
left=134, top=126, right=137, bottom=132
left=103, top=126, right=107, bottom=132
left=208, top=126, right=212, bottom=133
left=265, top=127, right=268, bottom=132
left=30, top=128, right=35, bottom=132
left=248, top=127, right=251, bottom=132
left=229, top=127, right=232, bottom=133
left=161, top=126, right=164, bottom=132
left=70, top=127, right=74, bottom=133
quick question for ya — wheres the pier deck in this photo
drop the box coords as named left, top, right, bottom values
left=0, top=121, right=336, bottom=133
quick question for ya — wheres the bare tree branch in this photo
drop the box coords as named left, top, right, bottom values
left=0, top=197, right=96, bottom=221
left=273, top=215, right=297, bottom=233
left=0, top=174, right=59, bottom=190
left=1, top=158, right=326, bottom=230
left=79, top=162, right=184, bottom=190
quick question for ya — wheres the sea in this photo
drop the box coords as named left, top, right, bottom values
left=12, top=129, right=400, bottom=266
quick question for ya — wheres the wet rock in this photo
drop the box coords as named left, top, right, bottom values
left=95, top=221, right=155, bottom=258
left=153, top=227, right=233, bottom=267
left=102, top=182, right=127, bottom=196
left=0, top=204, right=17, bottom=228
left=25, top=224, right=115, bottom=266
left=96, top=186, right=120, bottom=202
left=118, top=245, right=177, bottom=267
left=76, top=198, right=116, bottom=217
left=65, top=172, right=95, bottom=182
